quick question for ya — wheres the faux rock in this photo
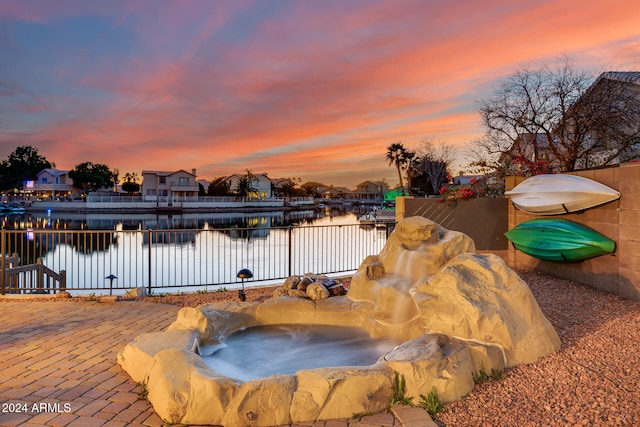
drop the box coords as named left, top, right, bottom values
left=118, top=216, right=561, bottom=426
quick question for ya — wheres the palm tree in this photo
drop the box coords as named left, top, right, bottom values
left=386, top=142, right=410, bottom=196
left=234, top=169, right=257, bottom=201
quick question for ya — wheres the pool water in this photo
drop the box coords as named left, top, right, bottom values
left=200, top=324, right=399, bottom=382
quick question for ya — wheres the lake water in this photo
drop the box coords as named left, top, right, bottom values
left=1, top=208, right=391, bottom=294
left=1, top=207, right=344, bottom=231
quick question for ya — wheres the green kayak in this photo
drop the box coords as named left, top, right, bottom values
left=505, top=218, right=616, bottom=262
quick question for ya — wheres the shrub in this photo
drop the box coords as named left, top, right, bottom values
left=439, top=177, right=504, bottom=206
left=419, top=387, right=442, bottom=416
left=390, top=371, right=413, bottom=406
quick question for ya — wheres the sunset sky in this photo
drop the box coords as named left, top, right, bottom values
left=1, top=0, right=639, bottom=188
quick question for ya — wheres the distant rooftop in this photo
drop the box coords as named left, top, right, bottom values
left=38, top=168, right=69, bottom=176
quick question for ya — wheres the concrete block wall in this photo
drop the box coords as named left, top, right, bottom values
left=506, top=162, right=640, bottom=301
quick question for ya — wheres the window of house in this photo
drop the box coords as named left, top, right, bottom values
left=42, top=177, right=48, bottom=184
left=147, top=189, right=156, bottom=196
left=179, top=177, right=189, bottom=186
left=159, top=190, right=168, bottom=196
left=159, top=176, right=166, bottom=184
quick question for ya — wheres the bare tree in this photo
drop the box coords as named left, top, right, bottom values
left=472, top=58, right=640, bottom=175
left=413, top=139, right=455, bottom=194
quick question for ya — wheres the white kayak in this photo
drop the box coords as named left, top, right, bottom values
left=505, top=174, right=620, bottom=215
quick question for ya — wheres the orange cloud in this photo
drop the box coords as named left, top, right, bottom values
left=1, top=0, right=639, bottom=188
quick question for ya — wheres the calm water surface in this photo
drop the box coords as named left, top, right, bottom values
left=201, top=324, right=400, bottom=382
left=2, top=208, right=390, bottom=293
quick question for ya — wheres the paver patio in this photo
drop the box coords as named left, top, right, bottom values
left=0, top=300, right=433, bottom=427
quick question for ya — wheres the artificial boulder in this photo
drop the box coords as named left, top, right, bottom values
left=118, top=216, right=561, bottom=426
left=411, top=252, right=561, bottom=366
left=348, top=216, right=476, bottom=305
left=346, top=216, right=560, bottom=367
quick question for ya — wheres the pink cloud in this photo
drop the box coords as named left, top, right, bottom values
left=1, top=0, right=639, bottom=188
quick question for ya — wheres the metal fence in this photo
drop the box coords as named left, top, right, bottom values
left=0, top=223, right=390, bottom=295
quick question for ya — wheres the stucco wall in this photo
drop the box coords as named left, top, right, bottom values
left=505, top=161, right=640, bottom=301
left=397, top=196, right=508, bottom=251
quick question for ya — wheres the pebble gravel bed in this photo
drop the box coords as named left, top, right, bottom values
left=436, top=271, right=639, bottom=427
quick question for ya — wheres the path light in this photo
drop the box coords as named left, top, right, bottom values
left=236, top=268, right=253, bottom=301
left=105, top=274, right=117, bottom=296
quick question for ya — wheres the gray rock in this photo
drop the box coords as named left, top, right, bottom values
left=129, top=287, right=148, bottom=297
left=327, top=284, right=346, bottom=296
left=297, top=277, right=313, bottom=291
left=283, top=276, right=300, bottom=290
left=273, top=288, right=289, bottom=298
left=306, top=283, right=330, bottom=300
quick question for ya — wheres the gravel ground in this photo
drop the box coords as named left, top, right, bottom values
left=132, top=271, right=640, bottom=426
left=436, top=271, right=640, bottom=427
left=3, top=271, right=638, bottom=426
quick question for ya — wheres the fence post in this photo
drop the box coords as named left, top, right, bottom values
left=1, top=227, right=5, bottom=295
left=60, top=270, right=66, bottom=292
left=37, top=259, right=43, bottom=291
left=148, top=229, right=152, bottom=295
left=288, top=226, right=293, bottom=277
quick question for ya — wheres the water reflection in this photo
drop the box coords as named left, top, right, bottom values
left=1, top=207, right=387, bottom=292
left=0, top=207, right=360, bottom=231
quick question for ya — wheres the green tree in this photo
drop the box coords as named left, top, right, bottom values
left=0, top=145, right=54, bottom=191
left=121, top=172, right=140, bottom=194
left=276, top=178, right=304, bottom=197
left=301, top=181, right=325, bottom=197
left=69, top=162, right=117, bottom=192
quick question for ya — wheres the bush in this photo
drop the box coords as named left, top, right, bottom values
left=439, top=177, right=504, bottom=206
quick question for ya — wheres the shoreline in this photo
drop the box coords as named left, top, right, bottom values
left=21, top=204, right=321, bottom=214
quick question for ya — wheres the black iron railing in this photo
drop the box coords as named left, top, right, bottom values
left=0, top=223, right=390, bottom=295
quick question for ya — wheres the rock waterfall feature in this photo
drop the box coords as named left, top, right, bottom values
left=117, top=216, right=561, bottom=426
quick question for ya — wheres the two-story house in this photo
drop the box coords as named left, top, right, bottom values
left=223, top=173, right=272, bottom=199
left=355, top=180, right=389, bottom=203
left=141, top=169, right=199, bottom=202
left=26, top=169, right=80, bottom=199
left=324, top=186, right=355, bottom=200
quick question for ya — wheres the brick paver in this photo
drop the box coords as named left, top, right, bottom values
left=0, top=300, right=434, bottom=426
